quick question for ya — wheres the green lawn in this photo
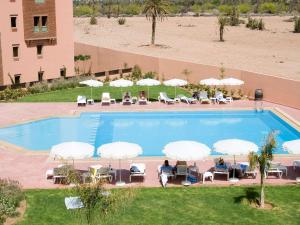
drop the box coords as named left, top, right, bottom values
left=18, top=186, right=300, bottom=225
left=17, top=85, right=191, bottom=102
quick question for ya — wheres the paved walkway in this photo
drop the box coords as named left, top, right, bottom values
left=0, top=101, right=299, bottom=189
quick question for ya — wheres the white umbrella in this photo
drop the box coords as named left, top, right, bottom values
left=163, top=141, right=211, bottom=185
left=199, top=78, right=222, bottom=86
left=283, top=139, right=300, bottom=154
left=97, top=142, right=143, bottom=186
left=110, top=79, right=133, bottom=99
left=136, top=78, right=161, bottom=101
left=79, top=79, right=103, bottom=100
left=283, top=139, right=300, bottom=180
left=50, top=142, right=95, bottom=161
left=213, top=139, right=259, bottom=182
left=163, top=79, right=188, bottom=98
left=109, top=79, right=133, bottom=87
left=220, top=78, right=244, bottom=86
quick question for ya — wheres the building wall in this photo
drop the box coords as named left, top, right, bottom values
left=0, top=33, right=3, bottom=84
left=0, top=0, right=74, bottom=85
left=75, top=42, right=300, bottom=109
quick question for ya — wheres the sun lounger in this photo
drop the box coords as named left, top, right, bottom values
left=175, top=165, right=188, bottom=179
left=122, top=92, right=133, bottom=105
left=53, top=165, right=74, bottom=184
left=199, top=91, right=211, bottom=104
left=129, top=163, right=146, bottom=182
left=95, top=167, right=113, bottom=182
left=101, top=92, right=116, bottom=105
left=215, top=91, right=228, bottom=104
left=77, top=95, right=87, bottom=106
left=238, top=162, right=257, bottom=179
left=158, top=92, right=175, bottom=104
left=177, top=94, right=197, bottom=104
left=213, top=159, right=230, bottom=181
left=266, top=162, right=287, bottom=178
left=138, top=91, right=148, bottom=105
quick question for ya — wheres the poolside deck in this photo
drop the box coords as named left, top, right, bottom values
left=0, top=100, right=299, bottom=189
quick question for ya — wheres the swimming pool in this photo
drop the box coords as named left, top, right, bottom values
left=0, top=110, right=299, bottom=156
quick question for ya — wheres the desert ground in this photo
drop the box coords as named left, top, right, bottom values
left=74, top=16, right=300, bottom=81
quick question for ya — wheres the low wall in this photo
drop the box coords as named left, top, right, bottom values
left=75, top=42, right=300, bottom=109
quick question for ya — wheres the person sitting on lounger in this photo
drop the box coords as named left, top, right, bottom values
left=161, top=160, right=173, bottom=173
left=124, top=92, right=130, bottom=101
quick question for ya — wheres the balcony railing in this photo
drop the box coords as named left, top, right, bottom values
left=34, top=26, right=40, bottom=33
left=41, top=26, right=48, bottom=32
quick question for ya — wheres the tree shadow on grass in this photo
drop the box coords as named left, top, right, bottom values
left=234, top=187, right=260, bottom=206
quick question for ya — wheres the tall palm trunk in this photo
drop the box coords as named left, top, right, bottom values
left=260, top=171, right=265, bottom=208
left=151, top=15, right=156, bottom=45
left=220, top=26, right=224, bottom=42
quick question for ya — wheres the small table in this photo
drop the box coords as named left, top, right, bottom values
left=87, top=99, right=94, bottom=105
left=210, top=97, right=217, bottom=104
left=110, top=99, right=116, bottom=104
left=174, top=98, right=180, bottom=103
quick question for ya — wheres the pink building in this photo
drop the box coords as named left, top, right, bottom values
left=0, top=0, right=74, bottom=86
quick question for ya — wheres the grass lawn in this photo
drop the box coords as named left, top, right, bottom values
left=17, top=85, right=191, bottom=102
left=17, top=186, right=300, bottom=225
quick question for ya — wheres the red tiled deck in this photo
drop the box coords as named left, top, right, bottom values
left=0, top=100, right=299, bottom=189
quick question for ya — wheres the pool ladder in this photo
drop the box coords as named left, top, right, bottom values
left=88, top=115, right=101, bottom=145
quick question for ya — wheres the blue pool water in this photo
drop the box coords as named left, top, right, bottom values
left=0, top=110, right=299, bottom=156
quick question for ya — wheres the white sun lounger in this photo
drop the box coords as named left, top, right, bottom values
left=101, top=92, right=116, bottom=105
left=177, top=94, right=197, bottom=104
left=158, top=92, right=175, bottom=104
left=77, top=95, right=87, bottom=106
left=129, top=163, right=146, bottom=182
left=199, top=91, right=211, bottom=104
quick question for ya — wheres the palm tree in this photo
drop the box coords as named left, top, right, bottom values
left=218, top=15, right=228, bottom=42
left=143, top=0, right=169, bottom=45
left=248, top=131, right=277, bottom=208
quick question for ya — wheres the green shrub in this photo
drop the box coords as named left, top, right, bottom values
left=143, top=71, right=157, bottom=79
left=201, top=3, right=215, bottom=12
left=258, top=18, right=265, bottom=30
left=119, top=4, right=141, bottom=15
left=238, top=3, right=252, bottom=14
left=218, top=5, right=232, bottom=15
left=191, top=4, right=201, bottom=13
left=131, top=65, right=142, bottom=80
left=73, top=5, right=94, bottom=17
left=295, top=17, right=300, bottom=33
left=0, top=88, right=27, bottom=101
left=90, top=16, right=97, bottom=25
left=229, top=6, right=240, bottom=26
left=259, top=2, right=277, bottom=14
left=166, top=4, right=182, bottom=14
left=28, top=81, right=49, bottom=94
left=0, top=179, right=24, bottom=224
left=246, top=17, right=264, bottom=30
left=117, top=17, right=126, bottom=25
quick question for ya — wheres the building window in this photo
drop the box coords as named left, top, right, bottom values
left=14, top=74, right=21, bottom=84
left=41, top=16, right=48, bottom=32
left=37, top=45, right=43, bottom=56
left=12, top=45, right=19, bottom=59
left=35, top=0, right=45, bottom=3
left=60, top=67, right=66, bottom=77
left=34, top=16, right=40, bottom=32
left=38, top=71, right=44, bottom=82
left=10, top=16, right=17, bottom=30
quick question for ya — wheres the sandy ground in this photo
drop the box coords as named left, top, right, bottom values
left=74, top=16, right=300, bottom=80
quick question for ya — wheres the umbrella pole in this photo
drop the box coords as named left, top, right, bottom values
left=90, top=87, right=93, bottom=100
left=229, top=155, right=239, bottom=182
left=116, top=159, right=125, bottom=186
left=148, top=86, right=150, bottom=102
left=174, top=86, right=177, bottom=98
